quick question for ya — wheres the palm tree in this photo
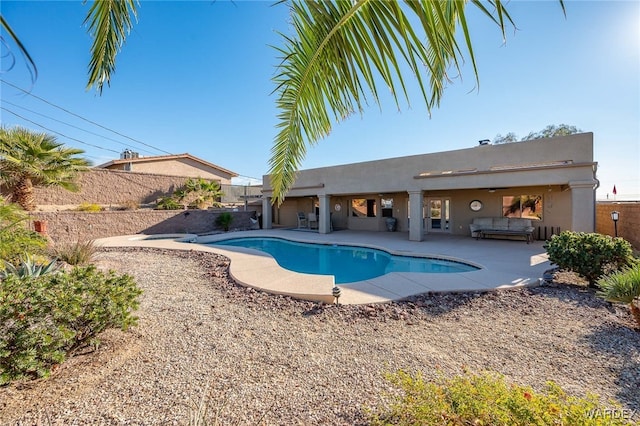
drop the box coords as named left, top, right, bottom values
left=0, top=126, right=91, bottom=211
left=597, top=264, right=640, bottom=329
left=2, top=0, right=565, bottom=203
left=177, top=178, right=224, bottom=209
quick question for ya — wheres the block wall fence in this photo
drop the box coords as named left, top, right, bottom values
left=26, top=169, right=189, bottom=206
left=595, top=202, right=640, bottom=250
left=28, top=210, right=259, bottom=245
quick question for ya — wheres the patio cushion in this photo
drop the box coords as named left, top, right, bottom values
left=492, top=218, right=509, bottom=230
left=508, top=218, right=533, bottom=231
left=474, top=218, right=493, bottom=227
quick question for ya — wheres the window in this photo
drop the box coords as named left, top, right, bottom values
left=381, top=198, right=393, bottom=218
left=502, top=195, right=543, bottom=220
left=351, top=198, right=377, bottom=217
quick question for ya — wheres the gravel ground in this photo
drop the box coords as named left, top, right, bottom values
left=1, top=248, right=639, bottom=425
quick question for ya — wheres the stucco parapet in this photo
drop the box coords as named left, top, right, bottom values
left=413, top=162, right=597, bottom=180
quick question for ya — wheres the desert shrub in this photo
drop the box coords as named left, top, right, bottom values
left=215, top=212, right=233, bottom=231
left=50, top=240, right=97, bottom=266
left=121, top=199, right=139, bottom=210
left=0, top=198, right=47, bottom=264
left=0, top=225, right=47, bottom=266
left=76, top=202, right=103, bottom=212
left=0, top=265, right=142, bottom=384
left=545, top=231, right=634, bottom=287
left=598, top=263, right=640, bottom=328
left=156, top=196, right=183, bottom=210
left=369, top=370, right=632, bottom=425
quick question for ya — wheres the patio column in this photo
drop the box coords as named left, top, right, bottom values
left=408, top=190, right=423, bottom=241
left=569, top=180, right=597, bottom=232
left=262, top=196, right=272, bottom=229
left=318, top=194, right=331, bottom=234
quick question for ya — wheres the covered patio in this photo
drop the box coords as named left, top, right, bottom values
left=261, top=133, right=598, bottom=242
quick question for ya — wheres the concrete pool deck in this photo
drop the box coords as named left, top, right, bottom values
left=95, top=229, right=552, bottom=305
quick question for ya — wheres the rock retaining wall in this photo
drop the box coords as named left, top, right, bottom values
left=28, top=210, right=259, bottom=244
left=14, top=169, right=188, bottom=206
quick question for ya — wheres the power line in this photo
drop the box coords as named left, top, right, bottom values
left=1, top=107, right=120, bottom=154
left=235, top=174, right=263, bottom=183
left=1, top=79, right=173, bottom=155
left=2, top=99, right=158, bottom=156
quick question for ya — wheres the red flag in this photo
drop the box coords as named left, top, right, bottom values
left=613, top=185, right=617, bottom=195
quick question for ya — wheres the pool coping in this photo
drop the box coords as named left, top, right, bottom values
left=95, top=230, right=550, bottom=305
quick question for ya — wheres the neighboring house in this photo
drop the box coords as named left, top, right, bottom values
left=261, top=133, right=598, bottom=241
left=96, top=152, right=238, bottom=184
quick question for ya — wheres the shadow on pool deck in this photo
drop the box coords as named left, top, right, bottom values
left=96, top=230, right=551, bottom=305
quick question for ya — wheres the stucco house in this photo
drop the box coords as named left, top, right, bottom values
left=261, top=133, right=598, bottom=241
left=97, top=152, right=238, bottom=184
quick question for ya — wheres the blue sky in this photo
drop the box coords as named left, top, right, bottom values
left=1, top=0, right=638, bottom=200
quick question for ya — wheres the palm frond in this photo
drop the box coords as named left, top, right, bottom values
left=268, top=0, right=521, bottom=204
left=597, top=264, right=640, bottom=305
left=0, top=15, right=38, bottom=84
left=84, top=0, right=139, bottom=94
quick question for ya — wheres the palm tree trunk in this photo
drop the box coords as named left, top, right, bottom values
left=630, top=301, right=640, bottom=329
left=13, top=177, right=35, bottom=211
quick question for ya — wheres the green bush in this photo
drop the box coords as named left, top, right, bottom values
left=545, top=231, right=634, bottom=287
left=0, top=225, right=47, bottom=266
left=0, top=265, right=142, bottom=384
left=0, top=198, right=47, bottom=265
left=370, top=370, right=633, bottom=425
left=50, top=240, right=97, bottom=266
left=215, top=212, right=233, bottom=231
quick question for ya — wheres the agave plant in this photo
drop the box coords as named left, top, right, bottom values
left=597, top=263, right=640, bottom=329
left=1, top=254, right=59, bottom=280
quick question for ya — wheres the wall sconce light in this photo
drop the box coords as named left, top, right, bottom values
left=610, top=211, right=619, bottom=237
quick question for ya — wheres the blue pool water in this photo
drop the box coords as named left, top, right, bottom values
left=209, top=237, right=478, bottom=284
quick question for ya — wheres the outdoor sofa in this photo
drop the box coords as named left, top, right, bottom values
left=469, top=217, right=535, bottom=243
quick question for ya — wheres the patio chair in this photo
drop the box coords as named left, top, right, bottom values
left=297, top=212, right=308, bottom=228
left=308, top=212, right=318, bottom=229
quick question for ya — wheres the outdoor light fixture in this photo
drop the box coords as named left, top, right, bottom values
left=478, top=139, right=490, bottom=146
left=611, top=211, right=620, bottom=237
left=332, top=285, right=342, bottom=305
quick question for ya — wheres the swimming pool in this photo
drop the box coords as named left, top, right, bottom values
left=209, top=237, right=478, bottom=284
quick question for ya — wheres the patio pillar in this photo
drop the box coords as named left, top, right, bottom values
left=408, top=190, right=423, bottom=241
left=318, top=194, right=331, bottom=234
left=569, top=180, right=597, bottom=232
left=262, top=196, right=272, bottom=229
